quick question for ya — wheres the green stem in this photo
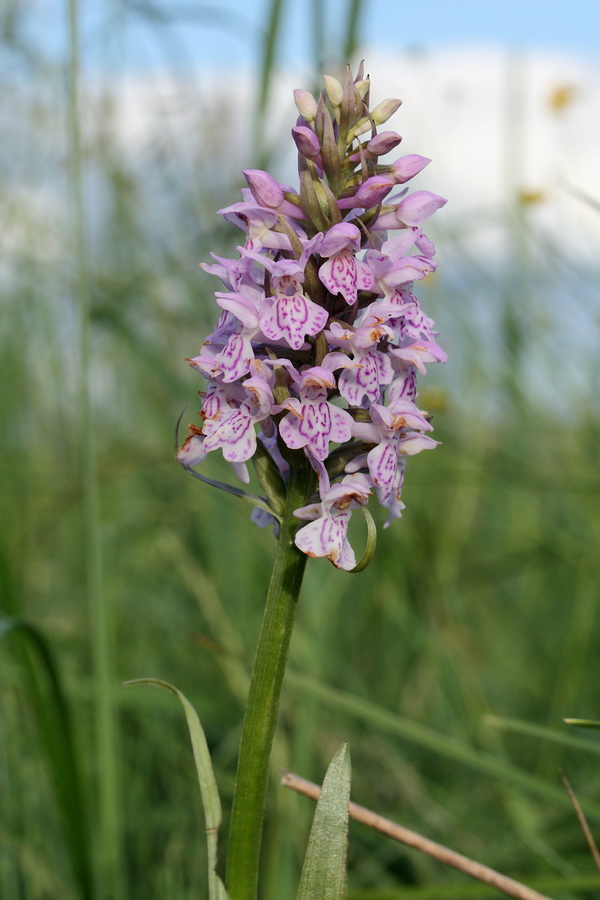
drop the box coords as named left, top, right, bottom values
left=226, top=456, right=315, bottom=900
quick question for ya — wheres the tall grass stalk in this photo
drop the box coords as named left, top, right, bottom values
left=66, top=0, right=123, bottom=896
left=255, top=0, right=284, bottom=166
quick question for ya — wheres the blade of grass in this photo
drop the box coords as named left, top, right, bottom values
left=124, top=678, right=228, bottom=900
left=559, top=771, right=600, bottom=873
left=66, top=0, right=123, bottom=895
left=0, top=617, right=93, bottom=900
left=485, top=714, right=600, bottom=756
left=255, top=0, right=284, bottom=165
left=342, top=0, right=363, bottom=67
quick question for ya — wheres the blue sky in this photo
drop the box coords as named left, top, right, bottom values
left=30, top=0, right=600, bottom=73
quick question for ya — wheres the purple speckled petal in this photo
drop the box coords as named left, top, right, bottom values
left=328, top=404, right=354, bottom=443
left=298, top=401, right=333, bottom=459
left=367, top=440, right=398, bottom=496
left=355, top=258, right=375, bottom=292
left=259, top=294, right=327, bottom=350
left=338, top=350, right=393, bottom=405
left=278, top=409, right=309, bottom=452
left=177, top=433, right=207, bottom=467
left=294, top=511, right=356, bottom=570
left=212, top=332, right=254, bottom=382
left=388, top=366, right=418, bottom=403
left=319, top=253, right=359, bottom=305
left=279, top=399, right=352, bottom=460
left=381, top=461, right=407, bottom=528
left=202, top=410, right=257, bottom=462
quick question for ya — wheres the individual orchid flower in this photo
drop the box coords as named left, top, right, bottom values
left=366, top=229, right=437, bottom=300
left=323, top=315, right=395, bottom=406
left=389, top=289, right=438, bottom=342
left=317, top=222, right=375, bottom=305
left=294, top=474, right=372, bottom=570
left=241, top=249, right=328, bottom=350
left=278, top=366, right=354, bottom=461
left=209, top=287, right=265, bottom=382
left=200, top=251, right=264, bottom=293
left=218, top=194, right=298, bottom=252
left=352, top=398, right=434, bottom=491
left=201, top=375, right=276, bottom=463
left=347, top=397, right=437, bottom=529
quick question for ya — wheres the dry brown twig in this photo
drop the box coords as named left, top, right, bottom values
left=281, top=771, right=554, bottom=900
left=559, top=770, right=600, bottom=874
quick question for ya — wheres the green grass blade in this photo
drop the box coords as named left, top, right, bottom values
left=342, top=0, right=363, bottom=66
left=0, top=617, right=94, bottom=900
left=564, top=718, right=600, bottom=732
left=67, top=0, right=122, bottom=894
left=255, top=0, right=284, bottom=164
left=297, top=741, right=351, bottom=900
left=286, top=673, right=600, bottom=820
left=486, top=714, right=600, bottom=755
left=125, top=678, right=228, bottom=900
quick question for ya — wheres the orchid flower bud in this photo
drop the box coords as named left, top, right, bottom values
left=389, top=154, right=431, bottom=184
left=292, top=125, right=322, bottom=160
left=367, top=131, right=403, bottom=156
left=293, top=88, right=318, bottom=122
left=371, top=98, right=403, bottom=125
left=324, top=75, right=344, bottom=108
left=354, top=78, right=370, bottom=100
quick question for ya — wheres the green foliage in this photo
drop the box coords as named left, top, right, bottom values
left=125, top=679, right=228, bottom=900
left=0, top=618, right=93, bottom=900
left=297, top=742, right=351, bottom=900
left=565, top=720, right=600, bottom=732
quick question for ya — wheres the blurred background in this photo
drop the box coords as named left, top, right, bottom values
left=2, top=1, right=600, bottom=898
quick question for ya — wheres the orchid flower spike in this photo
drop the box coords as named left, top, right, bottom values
left=179, top=63, right=446, bottom=570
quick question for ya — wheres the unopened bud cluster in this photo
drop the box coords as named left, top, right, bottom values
left=178, top=64, right=447, bottom=570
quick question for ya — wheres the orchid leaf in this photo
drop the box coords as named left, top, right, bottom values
left=125, top=679, right=228, bottom=900
left=180, top=462, right=279, bottom=521
left=297, top=741, right=351, bottom=900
